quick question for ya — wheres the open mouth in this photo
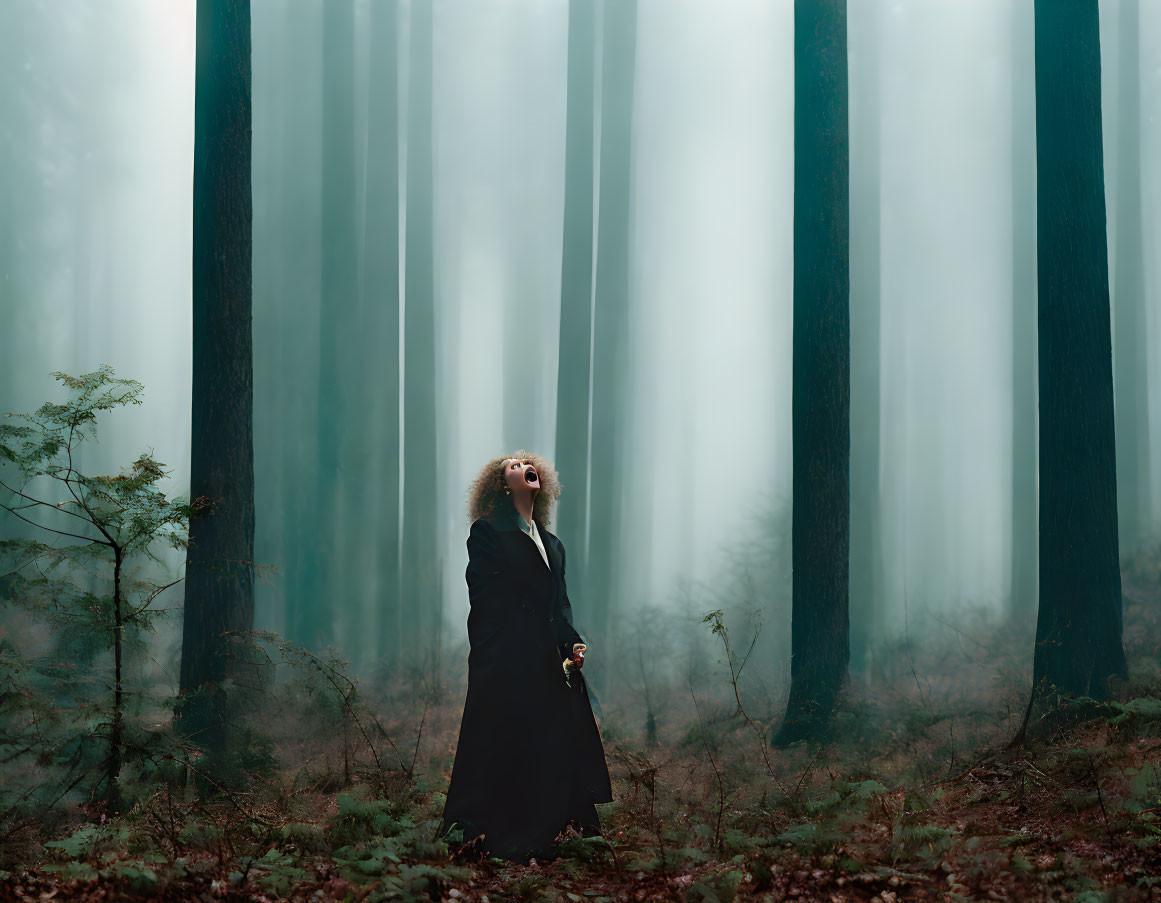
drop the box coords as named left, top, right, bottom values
left=524, top=469, right=539, bottom=485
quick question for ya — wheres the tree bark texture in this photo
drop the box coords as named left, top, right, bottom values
left=181, top=0, right=255, bottom=749
left=1032, top=0, right=1127, bottom=698
left=776, top=0, right=850, bottom=746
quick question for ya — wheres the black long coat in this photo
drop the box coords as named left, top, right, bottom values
left=440, top=505, right=613, bottom=861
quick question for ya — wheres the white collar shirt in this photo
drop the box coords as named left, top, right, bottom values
left=518, top=513, right=551, bottom=571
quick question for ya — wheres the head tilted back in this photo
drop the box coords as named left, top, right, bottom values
left=466, top=449, right=561, bottom=531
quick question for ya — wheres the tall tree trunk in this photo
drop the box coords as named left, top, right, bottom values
left=848, top=0, right=882, bottom=677
left=1112, top=0, right=1149, bottom=559
left=0, top=171, right=13, bottom=431
left=277, top=1, right=322, bottom=656
left=401, top=0, right=439, bottom=673
left=252, top=0, right=288, bottom=641
left=587, top=0, right=637, bottom=690
left=1009, top=0, right=1038, bottom=622
left=554, top=0, right=596, bottom=632
left=0, top=8, right=30, bottom=529
left=300, top=0, right=359, bottom=656
left=775, top=0, right=850, bottom=746
left=1031, top=0, right=1127, bottom=699
left=180, top=0, right=255, bottom=752
left=364, top=0, right=401, bottom=667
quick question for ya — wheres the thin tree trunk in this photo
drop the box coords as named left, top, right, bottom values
left=364, top=0, right=401, bottom=666
left=401, top=0, right=440, bottom=670
left=775, top=0, right=850, bottom=746
left=1009, top=0, right=1038, bottom=622
left=1113, top=0, right=1149, bottom=559
left=1031, top=0, right=1127, bottom=699
left=108, top=547, right=124, bottom=809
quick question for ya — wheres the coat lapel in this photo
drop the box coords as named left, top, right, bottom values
left=486, top=507, right=562, bottom=592
left=545, top=532, right=562, bottom=592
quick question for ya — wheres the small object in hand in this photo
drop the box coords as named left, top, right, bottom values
left=564, top=645, right=585, bottom=687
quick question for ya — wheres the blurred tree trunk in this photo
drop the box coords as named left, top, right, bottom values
left=401, top=0, right=440, bottom=677
left=1112, top=0, right=1149, bottom=559
left=1031, top=0, right=1127, bottom=699
left=180, top=0, right=255, bottom=752
left=1009, top=0, right=1037, bottom=622
left=775, top=0, right=850, bottom=746
left=299, top=0, right=358, bottom=655
left=587, top=0, right=637, bottom=690
left=554, top=0, right=596, bottom=635
left=364, top=0, right=402, bottom=666
left=848, top=0, right=881, bottom=677
left=0, top=175, right=13, bottom=448
left=0, top=5, right=35, bottom=533
left=252, top=0, right=287, bottom=642
left=279, top=1, right=323, bottom=658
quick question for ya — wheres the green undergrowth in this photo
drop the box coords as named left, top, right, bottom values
left=6, top=689, right=1161, bottom=901
left=4, top=559, right=1161, bottom=900
left=14, top=787, right=473, bottom=902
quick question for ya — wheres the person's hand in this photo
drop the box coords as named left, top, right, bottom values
left=563, top=644, right=587, bottom=685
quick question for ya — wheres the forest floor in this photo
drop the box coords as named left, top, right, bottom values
left=4, top=558, right=1161, bottom=902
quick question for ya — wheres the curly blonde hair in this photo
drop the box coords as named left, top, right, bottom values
left=466, top=449, right=562, bottom=531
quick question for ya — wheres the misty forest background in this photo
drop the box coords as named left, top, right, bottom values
left=3, top=0, right=1161, bottom=900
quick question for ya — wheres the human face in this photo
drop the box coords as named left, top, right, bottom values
left=504, top=458, right=540, bottom=494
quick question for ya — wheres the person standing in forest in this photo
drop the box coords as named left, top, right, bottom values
left=440, top=451, right=613, bottom=862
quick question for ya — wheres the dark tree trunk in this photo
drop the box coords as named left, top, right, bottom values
left=108, top=548, right=124, bottom=808
left=1032, top=0, right=1127, bottom=699
left=180, top=0, right=255, bottom=751
left=847, top=0, right=881, bottom=677
left=1112, top=0, right=1149, bottom=559
left=401, top=0, right=440, bottom=670
left=553, top=0, right=596, bottom=634
left=364, top=0, right=401, bottom=666
left=775, top=0, right=850, bottom=746
left=587, top=0, right=637, bottom=690
left=1009, top=0, right=1038, bottom=622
